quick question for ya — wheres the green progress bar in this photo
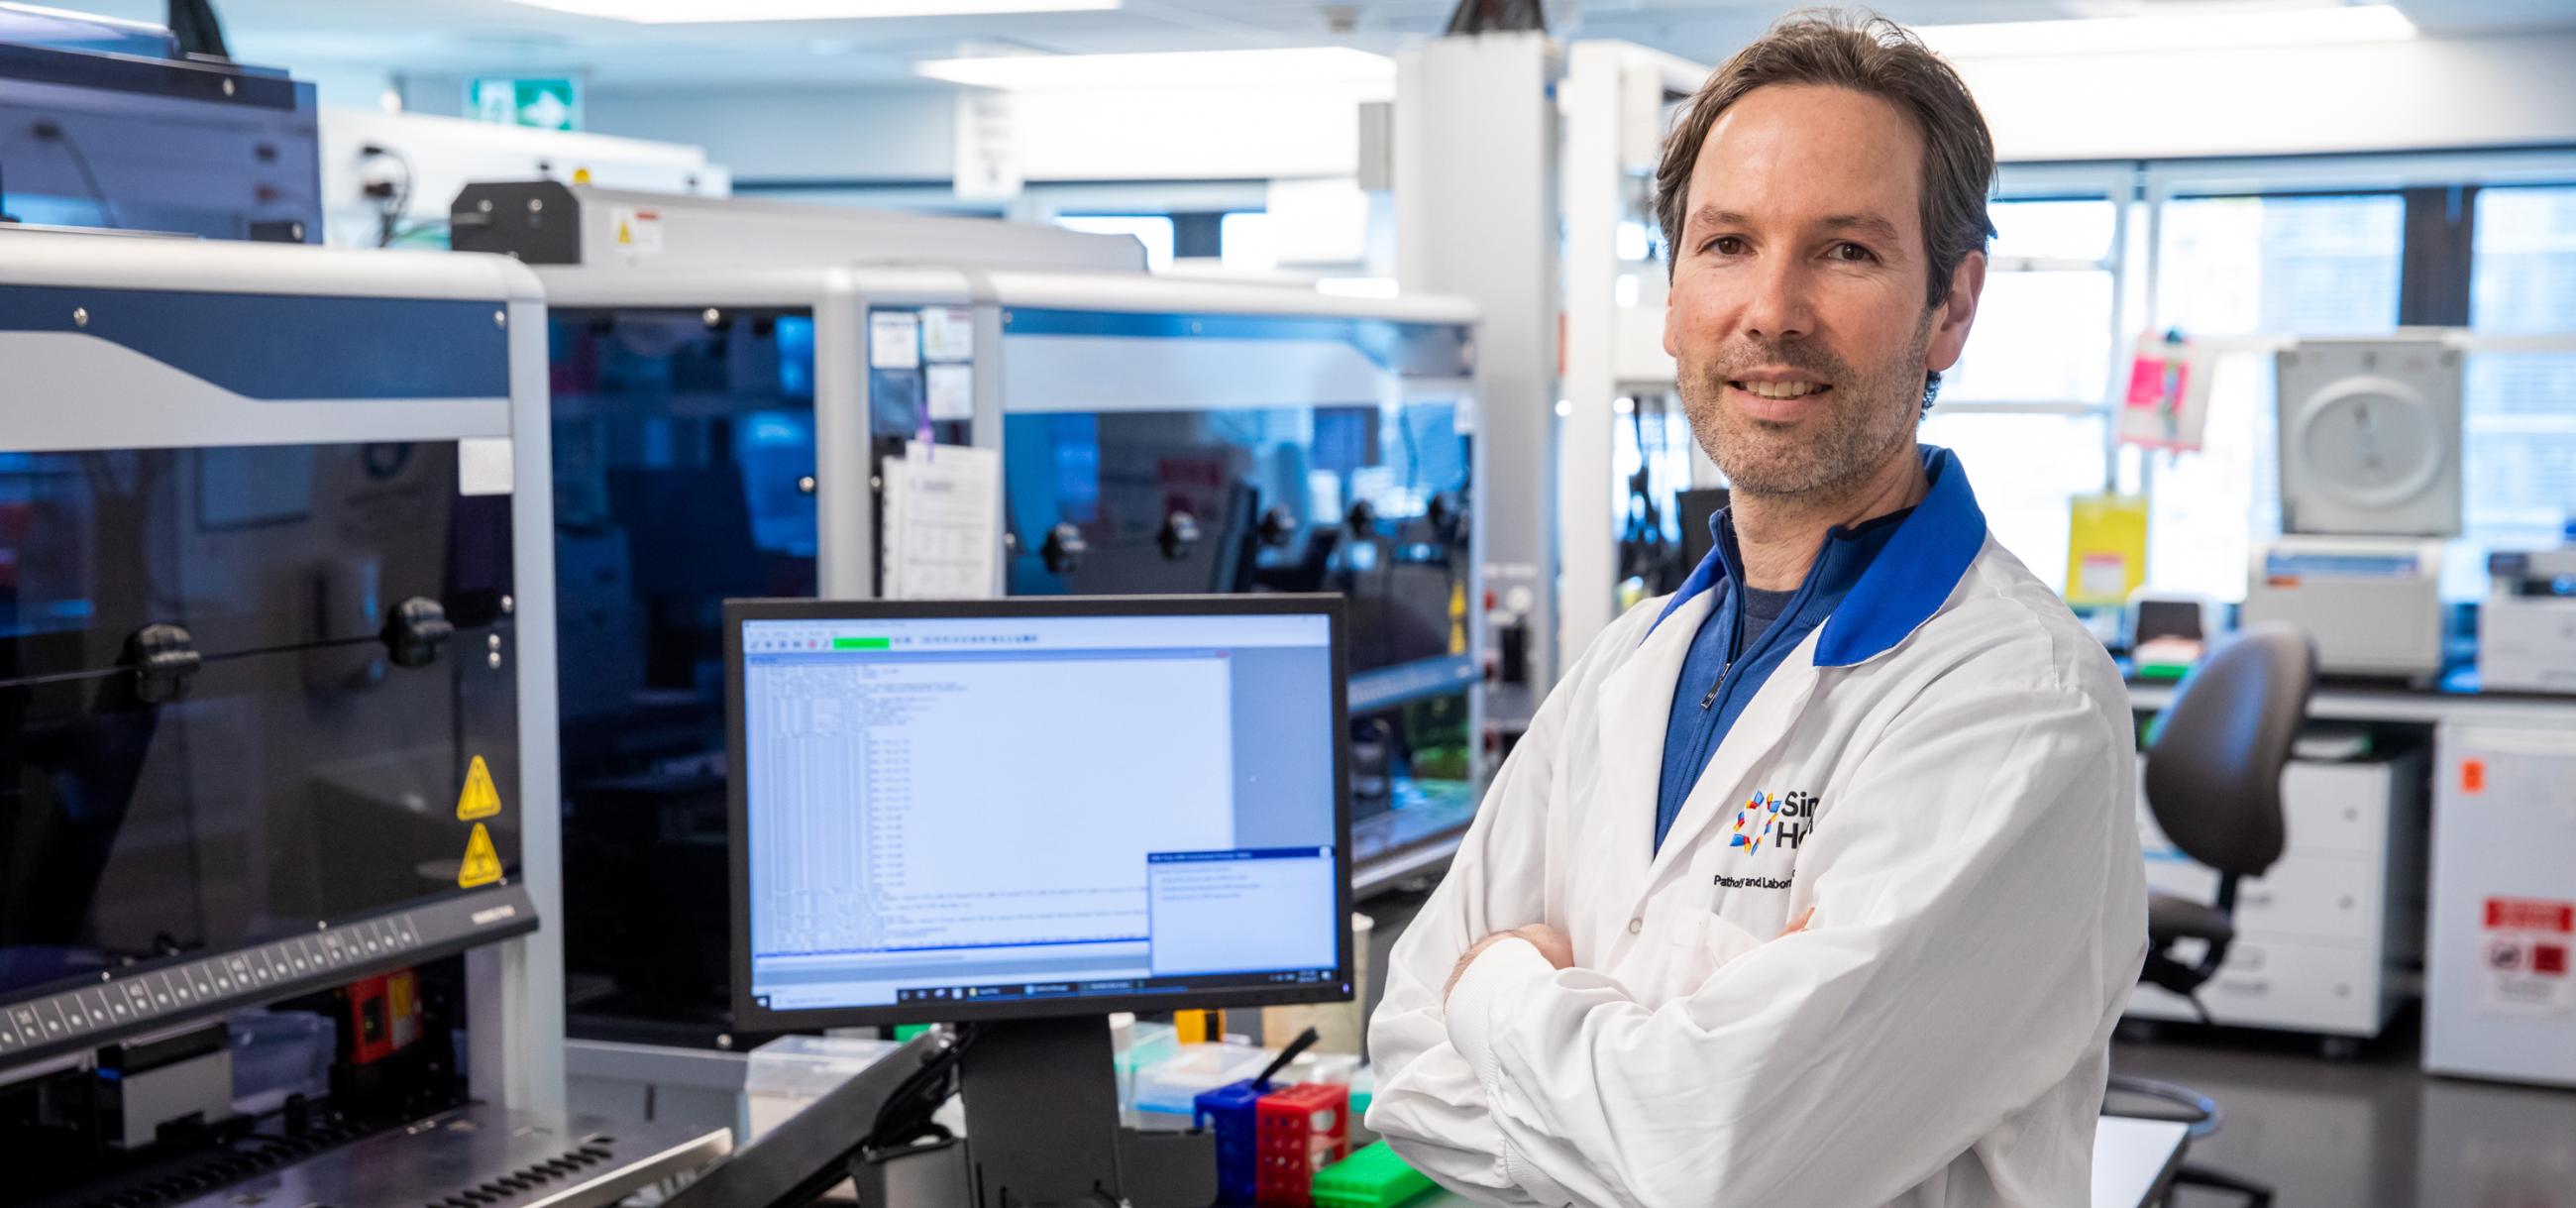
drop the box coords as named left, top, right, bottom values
left=832, top=637, right=892, bottom=650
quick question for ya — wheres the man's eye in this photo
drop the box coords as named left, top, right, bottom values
left=1833, top=242, right=1877, bottom=262
left=1707, top=236, right=1747, bottom=256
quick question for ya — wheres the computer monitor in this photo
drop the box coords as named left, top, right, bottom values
left=723, top=595, right=1351, bottom=1206
left=724, top=594, right=1353, bottom=1029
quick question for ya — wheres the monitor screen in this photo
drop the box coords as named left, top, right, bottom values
left=726, top=597, right=1351, bottom=1028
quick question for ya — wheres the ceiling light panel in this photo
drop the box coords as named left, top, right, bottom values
left=917, top=47, right=1396, bottom=90
left=505, top=0, right=1121, bottom=24
left=1918, top=3, right=2417, bottom=57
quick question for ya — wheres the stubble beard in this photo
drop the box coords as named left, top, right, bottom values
left=1679, top=310, right=1934, bottom=504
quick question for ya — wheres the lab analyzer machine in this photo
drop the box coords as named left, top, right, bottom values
left=448, top=186, right=1485, bottom=1081
left=2242, top=336, right=2461, bottom=680
left=0, top=7, right=321, bottom=242
left=0, top=229, right=726, bottom=1205
left=2477, top=533, right=2576, bottom=695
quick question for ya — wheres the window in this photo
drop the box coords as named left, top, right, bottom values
left=1053, top=214, right=1176, bottom=271
left=1944, top=272, right=2115, bottom=404
left=1919, top=411, right=2108, bottom=596
left=1922, top=197, right=2122, bottom=593
left=1944, top=198, right=2120, bottom=405
left=1991, top=197, right=2119, bottom=262
left=2146, top=194, right=2407, bottom=601
left=2460, top=185, right=2576, bottom=599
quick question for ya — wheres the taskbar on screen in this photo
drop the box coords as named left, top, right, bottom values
left=887, top=966, right=1341, bottom=1008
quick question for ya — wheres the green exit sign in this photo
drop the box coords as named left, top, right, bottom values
left=468, top=77, right=582, bottom=132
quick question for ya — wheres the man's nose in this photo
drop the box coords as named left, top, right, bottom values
left=1740, top=258, right=1815, bottom=344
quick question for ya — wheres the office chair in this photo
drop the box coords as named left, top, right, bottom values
left=2107, top=621, right=2316, bottom=1208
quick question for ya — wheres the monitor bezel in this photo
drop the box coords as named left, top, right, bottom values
left=724, top=594, right=1355, bottom=1031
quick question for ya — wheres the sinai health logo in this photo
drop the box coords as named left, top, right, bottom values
left=1728, top=790, right=1819, bottom=855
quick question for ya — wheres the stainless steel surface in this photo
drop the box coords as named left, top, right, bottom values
left=165, top=1105, right=730, bottom=1208
left=1353, top=835, right=1460, bottom=899
left=565, top=1038, right=755, bottom=1091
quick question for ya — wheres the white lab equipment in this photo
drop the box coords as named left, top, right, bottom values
left=2424, top=724, right=2576, bottom=1087
left=2476, top=538, right=2576, bottom=695
left=2240, top=537, right=2448, bottom=679
left=2244, top=337, right=2461, bottom=679
left=2275, top=336, right=2462, bottom=538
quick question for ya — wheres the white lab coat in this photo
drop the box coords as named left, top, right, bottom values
left=1367, top=448, right=2148, bottom=1208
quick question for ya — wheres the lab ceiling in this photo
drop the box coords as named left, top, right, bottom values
left=68, top=0, right=2576, bottom=91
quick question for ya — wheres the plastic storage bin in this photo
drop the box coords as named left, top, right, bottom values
left=1131, top=1042, right=1275, bottom=1130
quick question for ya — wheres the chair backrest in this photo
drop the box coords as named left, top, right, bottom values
left=2143, top=622, right=2318, bottom=878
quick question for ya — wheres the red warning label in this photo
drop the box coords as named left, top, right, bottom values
left=2486, top=899, right=2576, bottom=933
left=2480, top=899, right=2576, bottom=1018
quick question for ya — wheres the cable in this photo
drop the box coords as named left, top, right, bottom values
left=32, top=120, right=118, bottom=229
left=360, top=143, right=416, bottom=248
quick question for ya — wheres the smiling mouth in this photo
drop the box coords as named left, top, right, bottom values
left=1729, top=380, right=1832, bottom=399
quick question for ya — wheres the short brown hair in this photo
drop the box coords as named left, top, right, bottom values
left=1656, top=10, right=1996, bottom=309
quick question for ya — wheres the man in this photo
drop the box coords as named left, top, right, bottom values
left=1365, top=14, right=2147, bottom=1207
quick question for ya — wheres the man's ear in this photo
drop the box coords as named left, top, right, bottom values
left=1925, top=250, right=1986, bottom=373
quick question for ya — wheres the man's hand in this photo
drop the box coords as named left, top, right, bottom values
left=1445, top=924, right=1575, bottom=1004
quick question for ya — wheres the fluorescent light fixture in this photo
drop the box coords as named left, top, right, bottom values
left=1918, top=3, right=2415, bottom=57
left=918, top=47, right=1395, bottom=91
left=505, top=0, right=1120, bottom=24
left=1317, top=277, right=1399, bottom=299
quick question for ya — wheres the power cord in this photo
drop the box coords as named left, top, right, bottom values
left=31, top=120, right=118, bottom=229
left=358, top=142, right=415, bottom=248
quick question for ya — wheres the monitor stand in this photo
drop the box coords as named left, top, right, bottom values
left=960, top=1016, right=1125, bottom=1208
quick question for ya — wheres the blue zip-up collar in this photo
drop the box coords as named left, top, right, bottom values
left=1647, top=444, right=1989, bottom=667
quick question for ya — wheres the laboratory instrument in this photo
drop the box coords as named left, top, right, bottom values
left=445, top=188, right=1480, bottom=1093
left=0, top=5, right=318, bottom=241
left=2424, top=724, right=2576, bottom=1087
left=2475, top=536, right=2576, bottom=694
left=2244, top=337, right=2462, bottom=679
left=0, top=227, right=601, bottom=1202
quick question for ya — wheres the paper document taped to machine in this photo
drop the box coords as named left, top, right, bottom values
left=880, top=440, right=1002, bottom=600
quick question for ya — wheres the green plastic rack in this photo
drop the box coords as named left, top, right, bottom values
left=1312, top=1141, right=1437, bottom=1208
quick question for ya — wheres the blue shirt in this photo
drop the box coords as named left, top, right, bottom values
left=1653, top=504, right=1911, bottom=852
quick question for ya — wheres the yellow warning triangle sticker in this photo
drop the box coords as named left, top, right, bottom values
left=459, top=823, right=502, bottom=888
left=616, top=217, right=633, bottom=245
left=457, top=755, right=502, bottom=821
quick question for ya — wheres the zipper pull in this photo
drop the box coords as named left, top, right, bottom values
left=1700, top=660, right=1732, bottom=710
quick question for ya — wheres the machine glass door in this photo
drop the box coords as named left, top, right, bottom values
left=0, top=442, right=519, bottom=1005
left=1004, top=392, right=1476, bottom=841
left=545, top=308, right=818, bottom=1039
left=1003, top=395, right=1473, bottom=674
